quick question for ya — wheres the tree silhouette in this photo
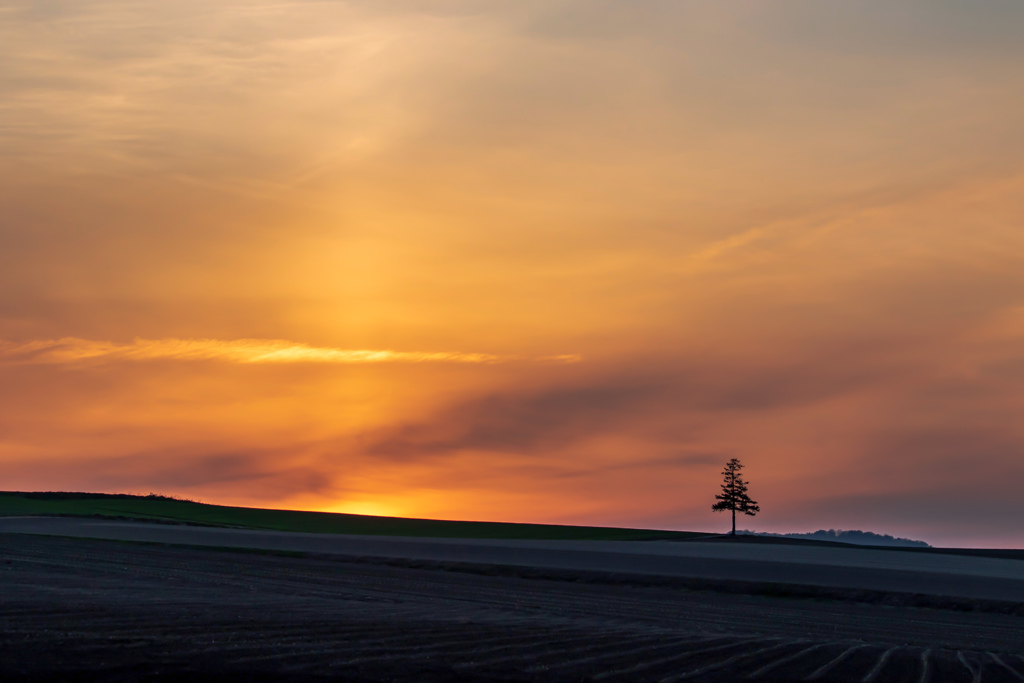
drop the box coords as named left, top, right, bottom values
left=712, top=458, right=759, bottom=535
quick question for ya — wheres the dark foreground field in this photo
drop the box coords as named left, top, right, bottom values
left=2, top=533, right=1023, bottom=682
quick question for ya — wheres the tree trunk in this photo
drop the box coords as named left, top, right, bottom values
left=731, top=509, right=736, bottom=535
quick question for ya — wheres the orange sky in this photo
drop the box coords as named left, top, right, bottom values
left=2, top=1, right=1024, bottom=547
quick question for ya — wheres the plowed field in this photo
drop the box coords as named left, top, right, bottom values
left=2, top=533, right=1022, bottom=682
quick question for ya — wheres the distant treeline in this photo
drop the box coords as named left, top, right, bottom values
left=4, top=491, right=196, bottom=502
left=738, top=528, right=930, bottom=548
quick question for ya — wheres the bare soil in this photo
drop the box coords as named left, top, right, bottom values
left=2, top=533, right=1023, bottom=682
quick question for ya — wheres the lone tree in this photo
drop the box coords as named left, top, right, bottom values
left=712, top=458, right=760, bottom=535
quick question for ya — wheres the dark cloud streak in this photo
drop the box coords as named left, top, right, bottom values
left=362, top=350, right=905, bottom=460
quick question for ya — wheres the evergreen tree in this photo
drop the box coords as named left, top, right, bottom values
left=712, top=458, right=760, bottom=535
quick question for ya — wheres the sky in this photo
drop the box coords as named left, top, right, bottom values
left=2, top=0, right=1023, bottom=547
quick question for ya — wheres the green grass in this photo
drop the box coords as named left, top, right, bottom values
left=0, top=491, right=705, bottom=541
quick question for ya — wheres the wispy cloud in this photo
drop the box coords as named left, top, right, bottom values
left=0, top=337, right=580, bottom=365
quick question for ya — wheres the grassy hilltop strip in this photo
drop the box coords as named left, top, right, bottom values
left=0, top=491, right=703, bottom=541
